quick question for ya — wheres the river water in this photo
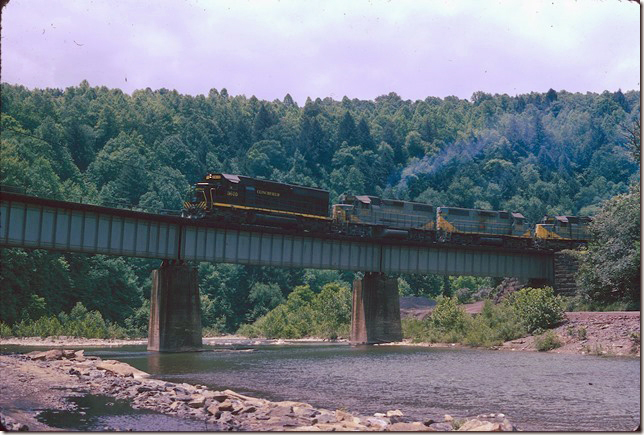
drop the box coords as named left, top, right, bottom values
left=72, top=343, right=641, bottom=432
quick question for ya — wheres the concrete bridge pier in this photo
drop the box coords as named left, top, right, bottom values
left=148, top=260, right=202, bottom=352
left=351, top=272, right=402, bottom=344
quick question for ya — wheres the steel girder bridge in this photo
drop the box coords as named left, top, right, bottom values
left=1, top=192, right=556, bottom=350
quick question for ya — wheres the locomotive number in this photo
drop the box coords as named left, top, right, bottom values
left=227, top=191, right=238, bottom=197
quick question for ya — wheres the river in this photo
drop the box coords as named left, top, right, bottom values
left=63, top=342, right=641, bottom=432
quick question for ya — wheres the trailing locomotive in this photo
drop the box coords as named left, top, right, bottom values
left=436, top=206, right=530, bottom=248
left=534, top=215, right=592, bottom=249
left=332, top=195, right=435, bottom=241
left=182, top=173, right=591, bottom=250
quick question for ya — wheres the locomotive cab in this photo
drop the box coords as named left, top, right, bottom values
left=332, top=203, right=354, bottom=223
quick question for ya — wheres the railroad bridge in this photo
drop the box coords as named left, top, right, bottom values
left=1, top=192, right=567, bottom=351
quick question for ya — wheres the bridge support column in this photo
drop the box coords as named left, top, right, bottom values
left=351, top=272, right=402, bottom=344
left=553, top=250, right=581, bottom=296
left=148, top=260, right=202, bottom=352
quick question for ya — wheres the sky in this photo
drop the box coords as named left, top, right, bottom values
left=1, top=0, right=640, bottom=104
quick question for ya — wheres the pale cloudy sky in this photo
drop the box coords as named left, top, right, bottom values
left=1, top=0, right=640, bottom=104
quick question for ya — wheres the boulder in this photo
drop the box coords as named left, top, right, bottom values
left=240, top=405, right=257, bottom=414
left=429, top=422, right=454, bottom=431
left=315, top=423, right=345, bottom=431
left=386, top=409, right=404, bottom=418
left=335, top=409, right=357, bottom=422
left=341, top=420, right=368, bottom=431
left=268, top=405, right=295, bottom=417
left=188, top=395, right=206, bottom=408
left=290, top=425, right=322, bottom=431
left=96, top=360, right=148, bottom=379
left=444, top=414, right=454, bottom=422
left=206, top=404, right=220, bottom=416
left=365, top=417, right=390, bottom=429
left=136, top=385, right=154, bottom=393
left=210, top=393, right=229, bottom=403
left=294, top=406, right=318, bottom=418
left=312, top=414, right=337, bottom=424
left=217, top=400, right=234, bottom=412
left=458, top=419, right=502, bottom=431
left=387, top=421, right=433, bottom=431
left=26, top=349, right=63, bottom=361
left=501, top=419, right=516, bottom=431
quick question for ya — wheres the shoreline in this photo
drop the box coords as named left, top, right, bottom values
left=0, top=349, right=518, bottom=431
left=1, top=310, right=639, bottom=357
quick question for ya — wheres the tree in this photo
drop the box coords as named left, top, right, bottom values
left=253, top=103, right=277, bottom=142
left=337, top=111, right=357, bottom=146
left=356, top=118, right=375, bottom=150
left=247, top=283, right=285, bottom=322
left=404, top=131, right=426, bottom=159
left=577, top=184, right=640, bottom=308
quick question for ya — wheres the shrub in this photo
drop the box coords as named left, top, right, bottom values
left=507, top=287, right=564, bottom=333
left=401, top=318, right=426, bottom=342
left=577, top=327, right=587, bottom=340
left=237, top=283, right=352, bottom=340
left=311, top=283, right=352, bottom=339
left=124, top=299, right=150, bottom=338
left=534, top=330, right=562, bottom=351
left=8, top=302, right=117, bottom=339
left=429, top=296, right=467, bottom=333
left=455, top=288, right=471, bottom=304
left=0, top=322, right=12, bottom=337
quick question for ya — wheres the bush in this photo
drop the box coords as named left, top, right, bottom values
left=124, top=299, right=150, bottom=338
left=311, top=283, right=352, bottom=339
left=236, top=283, right=352, bottom=339
left=401, top=318, right=426, bottom=342
left=507, top=287, right=564, bottom=333
left=534, top=330, right=562, bottom=351
left=6, top=302, right=121, bottom=339
left=403, top=299, right=529, bottom=346
left=429, top=296, right=467, bottom=333
left=0, top=322, right=12, bottom=337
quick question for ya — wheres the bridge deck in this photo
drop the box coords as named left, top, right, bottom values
left=0, top=193, right=554, bottom=280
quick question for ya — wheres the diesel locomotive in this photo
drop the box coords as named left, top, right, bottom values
left=182, top=173, right=331, bottom=232
left=183, top=173, right=591, bottom=250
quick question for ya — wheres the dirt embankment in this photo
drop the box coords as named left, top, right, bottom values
left=399, top=295, right=640, bottom=357
left=0, top=350, right=519, bottom=432
left=500, top=311, right=640, bottom=356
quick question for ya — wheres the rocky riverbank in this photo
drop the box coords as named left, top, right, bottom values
left=0, top=349, right=519, bottom=431
left=389, top=311, right=641, bottom=357
left=499, top=311, right=640, bottom=356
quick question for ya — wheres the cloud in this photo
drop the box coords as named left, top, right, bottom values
left=1, top=0, right=639, bottom=103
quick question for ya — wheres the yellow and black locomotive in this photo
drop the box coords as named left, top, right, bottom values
left=182, top=173, right=330, bottom=232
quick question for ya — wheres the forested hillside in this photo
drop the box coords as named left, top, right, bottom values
left=0, top=82, right=639, bottom=334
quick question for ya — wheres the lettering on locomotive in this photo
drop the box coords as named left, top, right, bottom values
left=257, top=190, right=280, bottom=197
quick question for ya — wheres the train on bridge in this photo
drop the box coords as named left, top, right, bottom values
left=182, top=173, right=591, bottom=251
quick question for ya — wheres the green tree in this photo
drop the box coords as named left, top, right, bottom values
left=247, top=282, right=285, bottom=322
left=577, top=184, right=640, bottom=307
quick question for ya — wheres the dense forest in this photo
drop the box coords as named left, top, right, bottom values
left=0, top=82, right=640, bottom=335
